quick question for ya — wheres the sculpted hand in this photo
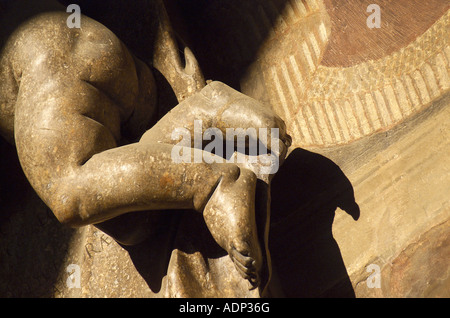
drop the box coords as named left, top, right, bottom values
left=218, top=98, right=291, bottom=154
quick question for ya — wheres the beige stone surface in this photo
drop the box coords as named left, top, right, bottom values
left=322, top=93, right=449, bottom=297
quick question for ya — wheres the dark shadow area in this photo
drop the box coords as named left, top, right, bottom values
left=269, top=148, right=360, bottom=297
left=0, top=138, right=75, bottom=297
left=171, top=0, right=294, bottom=90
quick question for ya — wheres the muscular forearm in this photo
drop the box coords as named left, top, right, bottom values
left=47, top=142, right=238, bottom=227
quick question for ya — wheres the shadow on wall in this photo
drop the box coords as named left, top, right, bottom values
left=269, top=148, right=360, bottom=297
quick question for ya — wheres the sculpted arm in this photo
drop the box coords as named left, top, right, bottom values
left=8, top=10, right=273, bottom=286
left=12, top=17, right=234, bottom=227
left=15, top=71, right=234, bottom=227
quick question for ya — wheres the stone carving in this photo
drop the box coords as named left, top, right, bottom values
left=0, top=0, right=290, bottom=296
left=1, top=0, right=448, bottom=298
